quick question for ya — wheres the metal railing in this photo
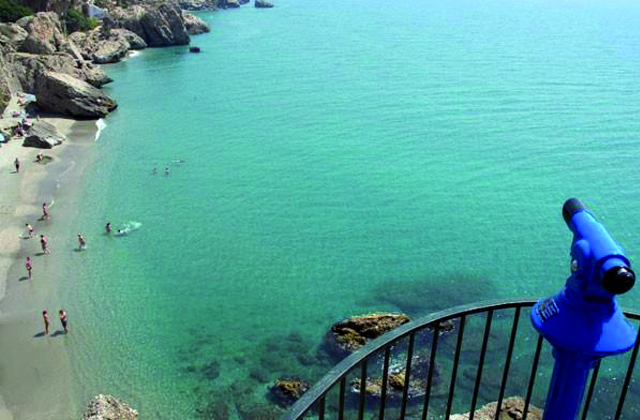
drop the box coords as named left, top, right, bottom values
left=283, top=299, right=640, bottom=420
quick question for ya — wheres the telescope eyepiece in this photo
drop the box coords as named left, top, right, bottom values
left=563, top=198, right=587, bottom=225
left=602, top=266, right=635, bottom=295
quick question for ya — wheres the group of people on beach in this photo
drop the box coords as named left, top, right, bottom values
left=41, top=309, right=68, bottom=335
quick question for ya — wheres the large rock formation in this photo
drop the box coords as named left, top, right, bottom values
left=83, top=394, right=138, bottom=420
left=110, top=3, right=190, bottom=46
left=322, top=313, right=411, bottom=360
left=450, top=397, right=543, bottom=420
left=70, top=28, right=147, bottom=64
left=34, top=71, right=117, bottom=118
left=23, top=120, right=64, bottom=148
left=182, top=12, right=210, bottom=35
left=16, top=12, right=65, bottom=55
left=0, top=23, right=28, bottom=46
left=12, top=0, right=73, bottom=15
left=178, top=0, right=217, bottom=9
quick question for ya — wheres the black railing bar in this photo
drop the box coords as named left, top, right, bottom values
left=494, top=306, right=522, bottom=420
left=580, top=359, right=601, bottom=420
left=338, top=377, right=345, bottom=420
left=379, top=346, right=392, bottom=420
left=624, top=312, right=640, bottom=321
left=613, top=323, right=640, bottom=420
left=469, top=309, right=494, bottom=420
left=523, top=334, right=544, bottom=420
left=318, top=396, right=325, bottom=420
left=422, top=322, right=441, bottom=420
left=283, top=299, right=539, bottom=420
left=399, top=332, right=416, bottom=420
left=357, top=360, right=367, bottom=420
left=446, top=314, right=467, bottom=419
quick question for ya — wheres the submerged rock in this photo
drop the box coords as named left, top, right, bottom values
left=450, top=396, right=543, bottom=420
left=83, top=394, right=138, bottom=420
left=34, top=71, right=117, bottom=118
left=322, top=312, right=410, bottom=360
left=23, top=120, right=65, bottom=149
left=269, top=377, right=310, bottom=407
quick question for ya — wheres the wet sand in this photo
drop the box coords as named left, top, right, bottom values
left=0, top=117, right=99, bottom=420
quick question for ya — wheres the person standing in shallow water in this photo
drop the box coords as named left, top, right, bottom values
left=59, top=309, right=68, bottom=334
left=25, top=223, right=33, bottom=238
left=42, top=310, right=50, bottom=334
left=25, top=256, right=32, bottom=279
left=77, top=234, right=86, bottom=250
left=105, top=222, right=111, bottom=234
left=14, top=157, right=19, bottom=173
left=40, top=234, right=50, bottom=254
left=42, top=202, right=49, bottom=220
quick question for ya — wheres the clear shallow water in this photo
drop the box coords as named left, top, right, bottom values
left=53, top=0, right=640, bottom=417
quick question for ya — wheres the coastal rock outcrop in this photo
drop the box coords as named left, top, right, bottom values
left=0, top=23, right=28, bottom=46
left=322, top=313, right=411, bottom=360
left=450, top=396, right=543, bottom=420
left=83, top=394, right=138, bottom=420
left=255, top=0, right=274, bottom=8
left=182, top=12, right=211, bottom=35
left=110, top=3, right=190, bottom=47
left=268, top=377, right=310, bottom=407
left=34, top=71, right=117, bottom=118
left=22, top=120, right=64, bottom=148
left=179, top=0, right=218, bottom=9
left=70, top=28, right=147, bottom=64
left=10, top=53, right=112, bottom=90
left=16, top=12, right=65, bottom=55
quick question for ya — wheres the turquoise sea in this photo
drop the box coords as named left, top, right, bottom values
left=54, top=0, right=640, bottom=417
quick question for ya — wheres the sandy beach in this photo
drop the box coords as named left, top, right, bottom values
left=0, top=111, right=99, bottom=420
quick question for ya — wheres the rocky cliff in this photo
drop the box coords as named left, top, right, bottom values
left=83, top=395, right=138, bottom=420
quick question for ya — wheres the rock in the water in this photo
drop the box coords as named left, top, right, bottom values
left=255, top=0, right=274, bottom=7
left=22, top=120, right=65, bottom=149
left=322, top=313, right=410, bottom=359
left=16, top=12, right=65, bottom=55
left=34, top=71, right=117, bottom=118
left=114, top=29, right=147, bottom=50
left=70, top=28, right=147, bottom=64
left=83, top=394, right=138, bottom=420
left=269, top=377, right=310, bottom=407
left=450, top=396, right=543, bottom=420
left=111, top=3, right=190, bottom=47
left=223, top=0, right=241, bottom=8
left=183, top=12, right=211, bottom=35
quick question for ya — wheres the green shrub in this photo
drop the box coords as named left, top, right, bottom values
left=66, top=8, right=97, bottom=33
left=0, top=0, right=33, bottom=23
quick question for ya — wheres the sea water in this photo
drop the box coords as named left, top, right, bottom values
left=54, top=0, right=640, bottom=417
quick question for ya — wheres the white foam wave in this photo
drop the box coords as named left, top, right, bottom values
left=94, top=119, right=106, bottom=142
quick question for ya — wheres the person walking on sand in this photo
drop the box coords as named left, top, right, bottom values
left=40, top=234, right=50, bottom=254
left=77, top=234, right=86, bottom=250
left=25, top=223, right=34, bottom=238
left=14, top=157, right=20, bottom=173
left=25, top=256, right=32, bottom=279
left=42, top=310, right=50, bottom=335
left=42, top=202, right=49, bottom=220
left=59, top=309, right=68, bottom=334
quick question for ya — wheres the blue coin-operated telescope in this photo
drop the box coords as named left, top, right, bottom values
left=531, top=198, right=637, bottom=420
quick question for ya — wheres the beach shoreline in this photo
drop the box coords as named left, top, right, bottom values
left=0, top=116, right=100, bottom=420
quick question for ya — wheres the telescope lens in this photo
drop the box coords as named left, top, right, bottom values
left=562, top=198, right=587, bottom=224
left=602, top=266, right=635, bottom=295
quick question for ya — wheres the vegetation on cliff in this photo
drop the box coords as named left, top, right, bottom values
left=66, top=8, right=98, bottom=33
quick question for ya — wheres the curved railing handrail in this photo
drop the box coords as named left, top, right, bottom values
left=283, top=298, right=640, bottom=420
